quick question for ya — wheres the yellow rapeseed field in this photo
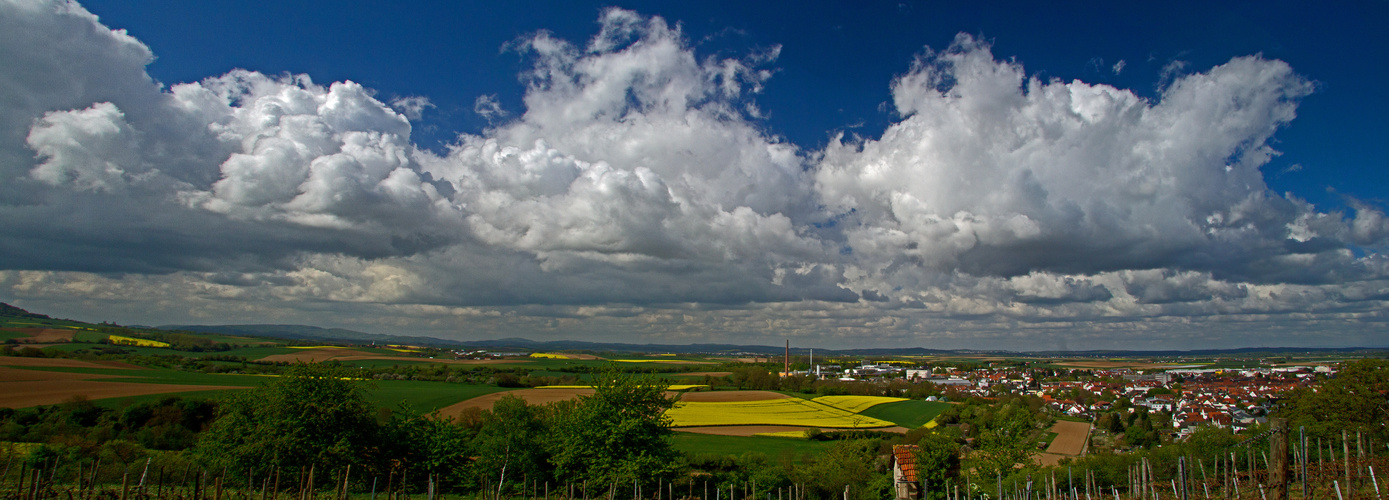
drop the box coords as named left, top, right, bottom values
left=529, top=353, right=572, bottom=359
left=811, top=395, right=908, bottom=413
left=665, top=398, right=895, bottom=428
left=108, top=335, right=170, bottom=348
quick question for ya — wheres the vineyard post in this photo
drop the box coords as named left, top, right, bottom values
left=1199, top=459, right=1209, bottom=499
left=1346, top=430, right=1353, bottom=500
left=1299, top=427, right=1307, bottom=500
left=119, top=467, right=129, bottom=500
left=1269, top=418, right=1287, bottom=500
left=343, top=465, right=352, bottom=500
left=93, top=458, right=104, bottom=498
left=1370, top=466, right=1381, bottom=500
left=1360, top=432, right=1366, bottom=491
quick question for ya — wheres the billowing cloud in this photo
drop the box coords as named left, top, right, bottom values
left=0, top=3, right=1385, bottom=348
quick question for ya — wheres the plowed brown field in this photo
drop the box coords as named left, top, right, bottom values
left=0, top=381, right=241, bottom=408
left=0, top=357, right=141, bottom=369
left=1044, top=420, right=1091, bottom=456
left=438, top=388, right=596, bottom=417
left=0, top=362, right=241, bottom=408
left=3, top=327, right=75, bottom=343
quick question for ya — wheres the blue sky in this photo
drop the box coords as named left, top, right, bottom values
left=1, top=0, right=1386, bottom=349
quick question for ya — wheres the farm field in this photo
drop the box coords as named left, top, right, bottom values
left=809, top=395, right=906, bottom=413
left=0, top=354, right=511, bottom=414
left=1044, top=420, right=1091, bottom=455
left=436, top=387, right=596, bottom=418
left=367, top=379, right=512, bottom=413
left=0, top=360, right=249, bottom=408
left=859, top=399, right=953, bottom=428
left=679, top=390, right=788, bottom=402
left=665, top=397, right=896, bottom=428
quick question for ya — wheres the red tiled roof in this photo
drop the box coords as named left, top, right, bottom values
left=893, top=444, right=921, bottom=483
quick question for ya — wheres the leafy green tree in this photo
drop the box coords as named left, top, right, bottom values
left=912, top=431, right=962, bottom=500
left=381, top=405, right=475, bottom=492
left=1277, top=359, right=1389, bottom=442
left=967, top=402, right=1037, bottom=483
left=471, top=395, right=549, bottom=495
left=547, top=366, right=678, bottom=487
left=790, top=440, right=882, bottom=500
left=197, top=363, right=378, bottom=473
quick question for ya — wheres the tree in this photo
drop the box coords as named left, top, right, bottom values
left=472, top=395, right=548, bottom=496
left=1277, top=359, right=1389, bottom=442
left=197, top=363, right=378, bottom=473
left=967, top=401, right=1037, bottom=483
left=912, top=431, right=962, bottom=500
left=547, top=366, right=678, bottom=487
left=381, top=405, right=475, bottom=493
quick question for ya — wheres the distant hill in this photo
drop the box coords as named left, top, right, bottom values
left=4, top=301, right=1381, bottom=357
left=0, top=302, right=50, bottom=320
left=158, top=324, right=464, bottom=348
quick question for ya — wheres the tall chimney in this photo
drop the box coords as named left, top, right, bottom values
left=785, top=339, right=790, bottom=376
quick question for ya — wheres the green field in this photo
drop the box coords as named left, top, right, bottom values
left=671, top=432, right=839, bottom=457
left=367, top=380, right=510, bottom=412
left=858, top=400, right=952, bottom=428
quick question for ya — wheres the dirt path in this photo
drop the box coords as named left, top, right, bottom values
left=1045, top=420, right=1092, bottom=456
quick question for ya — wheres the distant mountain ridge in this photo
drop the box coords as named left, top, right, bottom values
left=156, top=324, right=1387, bottom=357
left=3, top=302, right=1382, bottom=356
left=158, top=324, right=462, bottom=348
